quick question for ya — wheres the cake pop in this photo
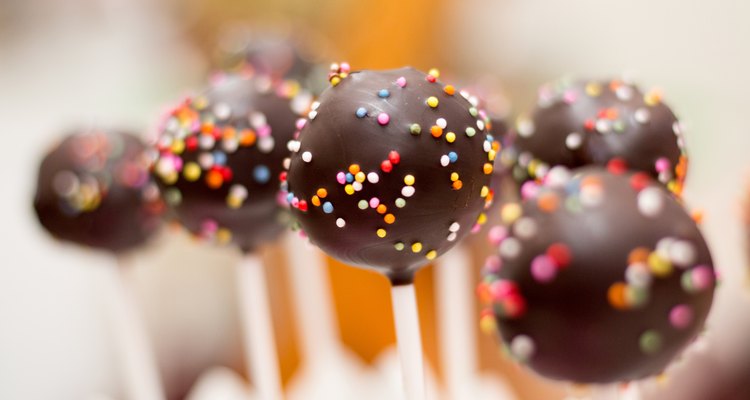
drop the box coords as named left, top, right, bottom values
left=284, top=64, right=495, bottom=285
left=505, top=78, right=688, bottom=195
left=479, top=166, right=715, bottom=384
left=34, top=129, right=162, bottom=252
left=151, top=72, right=307, bottom=251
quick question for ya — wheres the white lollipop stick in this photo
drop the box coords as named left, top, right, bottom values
left=236, top=253, right=284, bottom=400
left=435, top=245, right=477, bottom=399
left=103, top=257, right=165, bottom=400
left=391, top=284, right=426, bottom=400
left=284, top=233, right=341, bottom=361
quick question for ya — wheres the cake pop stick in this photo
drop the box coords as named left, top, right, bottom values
left=151, top=72, right=310, bottom=399
left=34, top=129, right=165, bottom=400
left=284, top=64, right=494, bottom=399
left=237, top=253, right=283, bottom=400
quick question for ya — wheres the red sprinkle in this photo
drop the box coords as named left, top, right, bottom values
left=607, top=158, right=628, bottom=175
left=381, top=160, right=393, bottom=173
left=547, top=243, right=572, bottom=269
left=584, top=119, right=595, bottom=131
left=298, top=200, right=308, bottom=212
left=630, top=172, right=651, bottom=191
left=388, top=150, right=401, bottom=165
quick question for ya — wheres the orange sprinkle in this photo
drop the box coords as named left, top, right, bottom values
left=316, top=188, right=328, bottom=198
left=691, top=209, right=704, bottom=224
left=452, top=180, right=463, bottom=190
left=240, top=130, right=256, bottom=146
left=608, top=282, right=629, bottom=310
left=431, top=125, right=443, bottom=138
left=537, top=192, right=560, bottom=212
left=376, top=204, right=387, bottom=214
left=311, top=195, right=321, bottom=207
left=206, top=170, right=223, bottom=189
left=222, top=126, right=237, bottom=139
left=483, top=163, right=494, bottom=174
left=628, top=247, right=651, bottom=265
left=384, top=214, right=396, bottom=224
left=444, top=85, right=455, bottom=95
left=348, top=164, right=360, bottom=174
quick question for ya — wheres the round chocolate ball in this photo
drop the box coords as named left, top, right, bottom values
left=506, top=78, right=688, bottom=195
left=478, top=166, right=715, bottom=383
left=151, top=73, right=307, bottom=252
left=33, top=129, right=163, bottom=253
left=284, top=64, right=495, bottom=284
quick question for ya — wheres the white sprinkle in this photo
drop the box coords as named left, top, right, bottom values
left=352, top=181, right=363, bottom=191
left=436, top=118, right=447, bottom=129
left=669, top=240, right=697, bottom=268
left=637, top=187, right=664, bottom=217
left=401, top=186, right=416, bottom=197
left=544, top=166, right=572, bottom=188
left=311, top=101, right=321, bottom=111
left=336, top=218, right=346, bottom=228
left=565, top=132, right=582, bottom=150
left=213, top=102, right=231, bottom=120
left=258, top=136, right=275, bottom=153
left=302, top=151, right=312, bottom=163
left=440, top=155, right=450, bottom=167
left=282, top=158, right=290, bottom=169
left=449, top=222, right=460, bottom=232
left=634, top=108, right=651, bottom=124
left=229, top=184, right=248, bottom=199
left=249, top=112, right=267, bottom=128
left=53, top=171, right=79, bottom=197
left=222, top=138, right=239, bottom=153
left=517, top=118, right=535, bottom=138
left=595, top=119, right=611, bottom=133
left=513, top=217, right=538, bottom=239
left=447, top=232, right=457, bottom=242
left=626, top=262, right=653, bottom=288
left=616, top=85, right=634, bottom=101
left=367, top=172, right=380, bottom=183
left=308, top=110, right=318, bottom=120
left=287, top=140, right=301, bottom=153
left=198, top=152, right=214, bottom=169
left=499, top=237, right=522, bottom=259
left=199, top=135, right=215, bottom=150
left=477, top=119, right=485, bottom=130
left=580, top=184, right=604, bottom=207
left=510, top=335, right=536, bottom=362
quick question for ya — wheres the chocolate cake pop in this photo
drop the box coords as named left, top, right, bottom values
left=283, top=64, right=495, bottom=284
left=478, top=166, right=715, bottom=383
left=151, top=72, right=308, bottom=252
left=34, top=129, right=163, bottom=253
left=505, top=78, right=688, bottom=195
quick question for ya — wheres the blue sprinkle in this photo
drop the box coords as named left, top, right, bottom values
left=378, top=89, right=390, bottom=98
left=323, top=202, right=334, bottom=213
left=356, top=107, right=367, bottom=118
left=448, top=151, right=458, bottom=163
left=213, top=151, right=227, bottom=166
left=286, top=192, right=295, bottom=203
left=254, top=165, right=271, bottom=184
left=345, top=173, right=354, bottom=183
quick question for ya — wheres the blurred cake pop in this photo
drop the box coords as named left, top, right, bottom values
left=505, top=78, right=688, bottom=195
left=34, top=128, right=163, bottom=253
left=216, top=27, right=331, bottom=95
left=284, top=64, right=495, bottom=284
left=479, top=166, right=715, bottom=383
left=151, top=72, right=309, bottom=252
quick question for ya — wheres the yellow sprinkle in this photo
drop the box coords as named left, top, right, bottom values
left=404, top=175, right=415, bottom=186
left=171, top=139, right=185, bottom=154
left=648, top=252, right=673, bottom=277
left=311, top=195, right=321, bottom=207
left=411, top=242, right=423, bottom=253
left=425, top=250, right=437, bottom=260
left=355, top=171, right=366, bottom=183
left=344, top=184, right=355, bottom=195
left=501, top=203, right=522, bottom=224
left=445, top=132, right=456, bottom=143
left=426, top=96, right=439, bottom=108
left=183, top=162, right=201, bottom=182
left=480, top=186, right=489, bottom=197
left=480, top=315, right=497, bottom=335
left=163, top=171, right=178, bottom=185
left=585, top=82, right=602, bottom=97
left=331, top=76, right=341, bottom=86
left=428, top=68, right=440, bottom=78
left=645, top=89, right=663, bottom=106
left=216, top=228, right=232, bottom=244
left=316, top=188, right=328, bottom=198
left=488, top=149, right=497, bottom=161
left=376, top=229, right=387, bottom=238
left=476, top=213, right=487, bottom=225
left=450, top=172, right=459, bottom=182
left=483, top=163, right=494, bottom=174
left=384, top=214, right=396, bottom=224
left=227, top=196, right=243, bottom=209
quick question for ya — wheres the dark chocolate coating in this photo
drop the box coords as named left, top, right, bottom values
left=284, top=66, right=495, bottom=284
left=151, top=73, right=303, bottom=252
left=33, top=129, right=163, bottom=253
left=480, top=167, right=714, bottom=383
left=506, top=79, right=687, bottom=194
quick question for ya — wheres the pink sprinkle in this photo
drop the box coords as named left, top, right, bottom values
left=377, top=113, right=390, bottom=125
left=488, top=226, right=508, bottom=246
left=490, top=280, right=518, bottom=301
left=471, top=223, right=482, bottom=233
left=296, top=118, right=307, bottom=129
left=340, top=62, right=351, bottom=73
left=257, top=125, right=271, bottom=137
left=692, top=265, right=715, bottom=291
left=655, top=157, right=671, bottom=173
left=521, top=181, right=540, bottom=200
left=336, top=172, right=346, bottom=184
left=531, top=255, right=557, bottom=283
left=484, top=255, right=502, bottom=273
left=396, top=76, right=407, bottom=87
left=563, top=89, right=578, bottom=104
left=201, top=219, right=218, bottom=233
left=669, top=304, right=694, bottom=329
left=369, top=197, right=380, bottom=208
